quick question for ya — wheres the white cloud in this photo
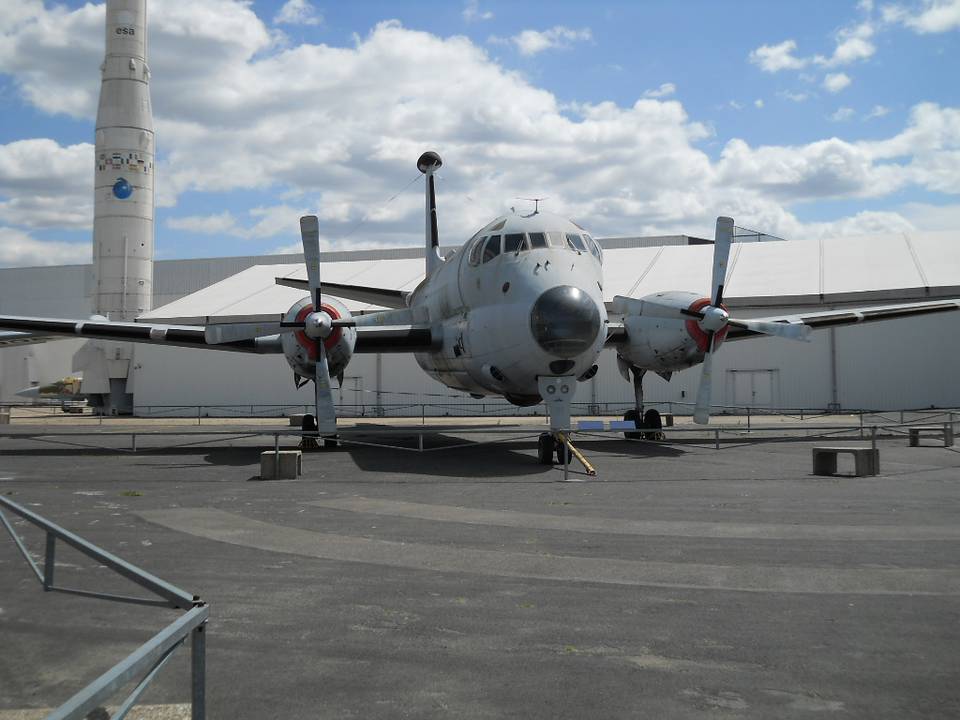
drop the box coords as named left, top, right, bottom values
left=754, top=99, right=765, bottom=109
left=823, top=72, right=852, bottom=93
left=0, top=3, right=958, bottom=265
left=883, top=0, right=960, bottom=33
left=778, top=90, right=811, bottom=103
left=830, top=107, right=856, bottom=121
left=462, top=0, right=493, bottom=22
left=0, top=227, right=90, bottom=268
left=273, top=0, right=322, bottom=26
left=897, top=201, right=960, bottom=229
left=816, top=21, right=876, bottom=66
left=866, top=104, right=891, bottom=118
left=502, top=26, right=593, bottom=56
left=752, top=14, right=876, bottom=77
left=728, top=100, right=743, bottom=111
left=749, top=40, right=808, bottom=72
left=643, top=83, right=676, bottom=99
left=167, top=211, right=240, bottom=235
left=0, top=139, right=92, bottom=229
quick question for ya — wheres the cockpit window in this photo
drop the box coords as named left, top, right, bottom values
left=468, top=236, right=486, bottom=265
left=584, top=234, right=602, bottom=262
left=482, top=235, right=502, bottom=263
left=546, top=231, right=566, bottom=248
left=566, top=233, right=587, bottom=252
left=528, top=232, right=548, bottom=249
left=504, top=233, right=527, bottom=254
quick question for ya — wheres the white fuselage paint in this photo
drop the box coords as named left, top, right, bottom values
left=410, top=212, right=607, bottom=400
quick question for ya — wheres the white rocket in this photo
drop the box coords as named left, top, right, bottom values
left=93, top=0, right=154, bottom=320
left=75, top=0, right=154, bottom=413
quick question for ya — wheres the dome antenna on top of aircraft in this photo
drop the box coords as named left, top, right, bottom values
left=517, top=197, right=548, bottom=217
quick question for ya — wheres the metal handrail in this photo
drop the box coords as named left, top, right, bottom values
left=0, top=495, right=207, bottom=719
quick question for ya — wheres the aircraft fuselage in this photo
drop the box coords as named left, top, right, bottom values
left=411, top=211, right=607, bottom=403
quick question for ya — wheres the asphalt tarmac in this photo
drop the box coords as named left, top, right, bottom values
left=1, top=424, right=959, bottom=719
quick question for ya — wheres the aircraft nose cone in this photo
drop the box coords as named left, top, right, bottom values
left=530, top=285, right=601, bottom=359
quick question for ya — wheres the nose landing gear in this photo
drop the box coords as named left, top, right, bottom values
left=536, top=431, right=596, bottom=476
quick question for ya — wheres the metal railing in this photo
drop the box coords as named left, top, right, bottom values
left=3, top=400, right=958, bottom=426
left=0, top=495, right=208, bottom=720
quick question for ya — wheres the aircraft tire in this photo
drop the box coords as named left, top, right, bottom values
left=537, top=433, right=555, bottom=464
left=555, top=440, right=572, bottom=465
left=643, top=409, right=663, bottom=440
left=623, top=409, right=643, bottom=440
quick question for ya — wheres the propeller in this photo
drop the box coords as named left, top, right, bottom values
left=298, top=215, right=338, bottom=435
left=687, top=217, right=810, bottom=425
left=205, top=216, right=347, bottom=434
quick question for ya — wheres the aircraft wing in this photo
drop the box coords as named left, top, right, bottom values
left=0, top=315, right=281, bottom=354
left=724, top=298, right=960, bottom=341
left=0, top=314, right=436, bottom=355
left=0, top=330, right=61, bottom=349
left=275, top=278, right=410, bottom=309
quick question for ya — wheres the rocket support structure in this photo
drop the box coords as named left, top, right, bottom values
left=75, top=0, right=155, bottom=414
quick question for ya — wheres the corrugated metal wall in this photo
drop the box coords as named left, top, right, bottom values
left=3, top=234, right=959, bottom=412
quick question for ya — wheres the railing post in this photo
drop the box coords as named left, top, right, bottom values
left=714, top=429, right=720, bottom=450
left=197, top=406, right=201, bottom=426
left=747, top=407, right=751, bottom=432
left=274, top=434, right=280, bottom=479
left=859, top=410, right=864, bottom=439
left=191, top=621, right=206, bottom=720
left=131, top=433, right=136, bottom=453
left=43, top=532, right=56, bottom=591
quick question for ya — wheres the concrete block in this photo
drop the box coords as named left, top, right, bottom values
left=260, top=450, right=302, bottom=480
left=289, top=414, right=306, bottom=427
left=0, top=408, right=10, bottom=424
left=812, top=446, right=878, bottom=477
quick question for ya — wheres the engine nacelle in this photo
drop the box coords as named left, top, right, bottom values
left=280, top=296, right=357, bottom=380
left=611, top=291, right=729, bottom=371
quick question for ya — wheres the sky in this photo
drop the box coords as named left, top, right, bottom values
left=0, top=0, right=958, bottom=267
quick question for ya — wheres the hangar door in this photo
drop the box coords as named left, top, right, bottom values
left=726, top=369, right=779, bottom=410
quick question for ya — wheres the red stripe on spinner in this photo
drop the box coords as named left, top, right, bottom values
left=294, top=304, right=343, bottom=360
left=685, top=297, right=729, bottom=353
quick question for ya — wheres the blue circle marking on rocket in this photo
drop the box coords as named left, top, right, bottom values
left=112, top=178, right=133, bottom=199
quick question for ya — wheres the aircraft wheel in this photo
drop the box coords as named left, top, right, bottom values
left=623, top=409, right=642, bottom=440
left=555, top=440, right=572, bottom=465
left=643, top=409, right=663, bottom=440
left=537, top=433, right=555, bottom=464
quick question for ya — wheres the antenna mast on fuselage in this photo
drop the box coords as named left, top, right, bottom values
left=417, top=151, right=443, bottom=275
left=517, top=197, right=548, bottom=217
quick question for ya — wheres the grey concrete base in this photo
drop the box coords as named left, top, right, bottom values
left=812, top=446, right=879, bottom=476
left=2, top=428, right=960, bottom=719
left=259, top=450, right=302, bottom=479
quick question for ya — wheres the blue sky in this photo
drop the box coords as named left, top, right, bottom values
left=0, top=0, right=958, bottom=266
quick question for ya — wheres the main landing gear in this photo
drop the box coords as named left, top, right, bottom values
left=300, top=413, right=339, bottom=450
left=622, top=367, right=664, bottom=441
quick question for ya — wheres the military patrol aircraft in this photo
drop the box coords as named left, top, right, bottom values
left=2, top=151, right=959, bottom=464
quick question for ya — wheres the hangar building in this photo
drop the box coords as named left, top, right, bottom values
left=1, top=228, right=958, bottom=416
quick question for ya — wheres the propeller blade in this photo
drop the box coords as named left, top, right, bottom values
left=300, top=215, right=322, bottom=310
left=693, top=332, right=716, bottom=425
left=205, top=321, right=284, bottom=344
left=728, top=318, right=811, bottom=341
left=711, top=217, right=734, bottom=307
left=313, top=342, right=338, bottom=435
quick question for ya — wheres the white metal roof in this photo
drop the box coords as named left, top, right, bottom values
left=139, top=230, right=960, bottom=323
